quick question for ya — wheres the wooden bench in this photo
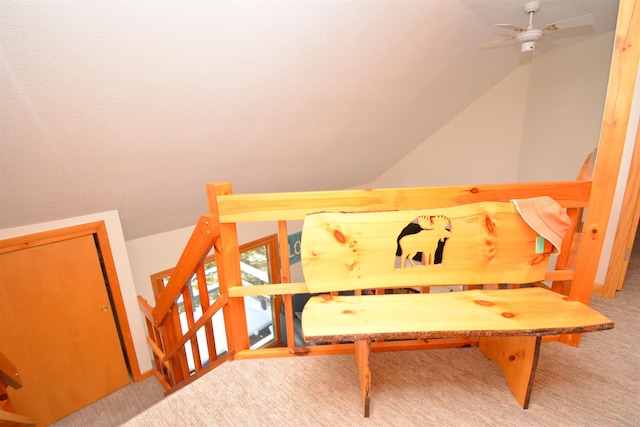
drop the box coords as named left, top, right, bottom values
left=299, top=200, right=614, bottom=417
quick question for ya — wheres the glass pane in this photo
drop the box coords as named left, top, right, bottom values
left=174, top=244, right=276, bottom=373
left=175, top=277, right=225, bottom=373
left=240, top=246, right=275, bottom=349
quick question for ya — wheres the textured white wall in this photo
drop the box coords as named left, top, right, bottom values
left=373, top=33, right=615, bottom=189
left=518, top=32, right=615, bottom=182
left=372, top=64, right=530, bottom=188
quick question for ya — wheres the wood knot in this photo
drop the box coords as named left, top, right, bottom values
left=470, top=187, right=480, bottom=194
left=334, top=229, right=346, bottom=243
left=289, top=346, right=310, bottom=356
left=484, top=215, right=495, bottom=234
left=529, top=253, right=550, bottom=265
left=508, top=355, right=516, bottom=361
left=342, top=309, right=353, bottom=314
left=474, top=300, right=494, bottom=307
left=321, top=294, right=333, bottom=301
left=502, top=312, right=515, bottom=318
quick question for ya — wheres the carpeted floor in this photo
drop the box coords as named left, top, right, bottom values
left=53, top=235, right=640, bottom=427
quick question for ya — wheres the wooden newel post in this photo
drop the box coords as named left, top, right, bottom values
left=207, top=183, right=250, bottom=356
left=563, top=0, right=639, bottom=346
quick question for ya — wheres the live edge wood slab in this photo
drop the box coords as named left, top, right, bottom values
left=299, top=203, right=614, bottom=417
left=302, top=289, right=614, bottom=342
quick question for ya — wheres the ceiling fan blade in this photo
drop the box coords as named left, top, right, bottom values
left=494, top=23, right=527, bottom=32
left=477, top=36, right=516, bottom=49
left=543, top=14, right=595, bottom=31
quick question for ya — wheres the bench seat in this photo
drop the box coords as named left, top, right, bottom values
left=302, top=287, right=613, bottom=342
left=298, top=202, right=614, bottom=417
left=302, top=288, right=613, bottom=416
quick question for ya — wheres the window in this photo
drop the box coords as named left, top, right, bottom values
left=151, top=234, right=281, bottom=372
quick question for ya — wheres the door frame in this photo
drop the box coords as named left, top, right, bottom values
left=603, top=120, right=640, bottom=297
left=0, top=220, right=142, bottom=381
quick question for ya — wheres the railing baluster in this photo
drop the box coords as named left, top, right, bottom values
left=167, top=302, right=189, bottom=383
left=196, top=264, right=217, bottom=364
left=277, top=221, right=297, bottom=349
left=181, top=283, right=202, bottom=372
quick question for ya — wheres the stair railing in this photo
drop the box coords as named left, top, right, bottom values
left=137, top=213, right=229, bottom=390
left=0, top=352, right=37, bottom=426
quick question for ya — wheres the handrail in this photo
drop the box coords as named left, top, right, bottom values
left=0, top=353, right=37, bottom=426
left=0, top=410, right=37, bottom=427
left=153, top=214, right=220, bottom=327
left=0, top=353, right=21, bottom=390
left=227, top=282, right=308, bottom=297
left=210, top=180, right=591, bottom=223
left=145, top=336, right=169, bottom=367
left=137, top=295, right=154, bottom=322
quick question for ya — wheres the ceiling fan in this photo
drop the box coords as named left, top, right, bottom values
left=479, top=1, right=595, bottom=52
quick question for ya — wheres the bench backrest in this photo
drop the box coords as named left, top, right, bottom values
left=301, top=201, right=553, bottom=293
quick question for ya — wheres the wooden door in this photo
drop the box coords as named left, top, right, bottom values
left=0, top=234, right=130, bottom=426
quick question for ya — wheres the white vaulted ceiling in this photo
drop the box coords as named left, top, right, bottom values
left=0, top=1, right=619, bottom=239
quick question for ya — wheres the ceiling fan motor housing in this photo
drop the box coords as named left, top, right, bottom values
left=516, top=29, right=543, bottom=51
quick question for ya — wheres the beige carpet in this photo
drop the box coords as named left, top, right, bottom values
left=55, top=240, right=640, bottom=426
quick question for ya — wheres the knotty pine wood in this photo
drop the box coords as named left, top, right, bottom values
left=570, top=0, right=640, bottom=306
left=354, top=339, right=372, bottom=417
left=301, top=202, right=551, bottom=293
left=301, top=288, right=613, bottom=343
left=208, top=183, right=251, bottom=356
left=479, top=335, right=541, bottom=409
left=208, top=181, right=591, bottom=223
left=603, top=121, right=640, bottom=296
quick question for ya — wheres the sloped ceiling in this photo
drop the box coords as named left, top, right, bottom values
left=0, top=0, right=619, bottom=240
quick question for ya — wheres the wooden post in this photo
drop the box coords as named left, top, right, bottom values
left=207, top=183, right=250, bottom=356
left=354, top=339, right=372, bottom=417
left=278, top=221, right=298, bottom=349
left=603, top=121, right=640, bottom=296
left=479, top=335, right=541, bottom=409
left=567, top=0, right=639, bottom=313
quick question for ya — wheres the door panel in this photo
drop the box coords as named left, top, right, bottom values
left=0, top=234, right=130, bottom=426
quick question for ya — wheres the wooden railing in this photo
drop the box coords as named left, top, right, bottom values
left=206, top=179, right=594, bottom=364
left=139, top=178, right=594, bottom=393
left=0, top=353, right=37, bottom=427
left=137, top=214, right=231, bottom=391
